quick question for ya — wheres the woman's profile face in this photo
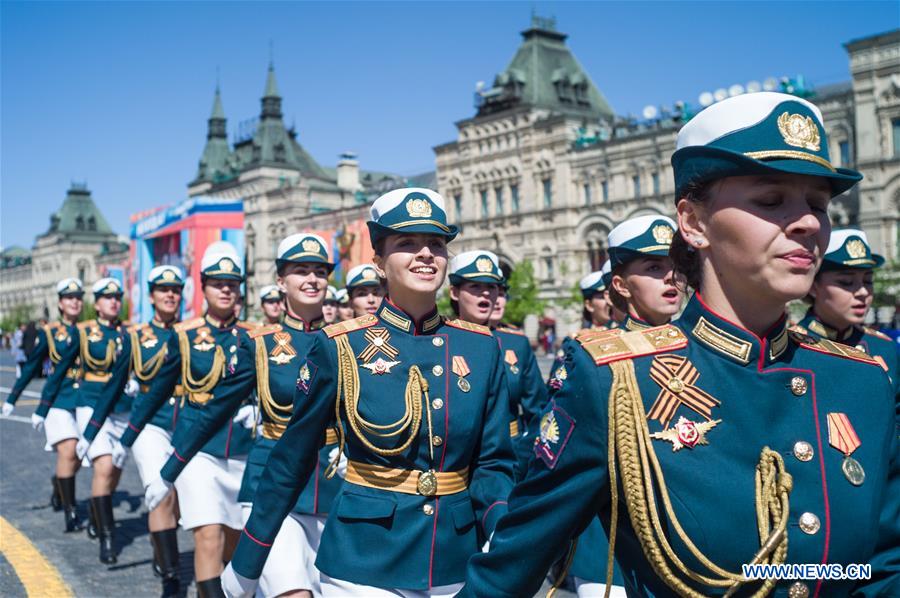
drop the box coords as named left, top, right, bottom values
left=811, top=269, right=874, bottom=329
left=687, top=173, right=832, bottom=304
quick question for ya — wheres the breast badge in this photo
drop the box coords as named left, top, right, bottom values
left=452, top=355, right=471, bottom=392
left=650, top=416, right=720, bottom=451
left=269, top=332, right=297, bottom=365
left=362, top=358, right=400, bottom=375
left=192, top=327, right=215, bottom=352
left=504, top=349, right=519, bottom=375
left=139, top=328, right=158, bottom=349
left=647, top=355, right=720, bottom=428
left=827, top=412, right=865, bottom=486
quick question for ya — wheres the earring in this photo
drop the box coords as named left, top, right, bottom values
left=693, top=238, right=704, bottom=247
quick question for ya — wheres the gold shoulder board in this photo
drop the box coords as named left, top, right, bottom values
left=236, top=321, right=259, bottom=330
left=863, top=327, right=892, bottom=342
left=127, top=322, right=147, bottom=333
left=174, top=317, right=205, bottom=333
left=497, top=325, right=525, bottom=336
left=445, top=318, right=492, bottom=336
left=248, top=324, right=282, bottom=339
left=324, top=314, right=378, bottom=338
left=789, top=330, right=880, bottom=366
left=576, top=324, right=687, bottom=365
left=76, top=319, right=96, bottom=330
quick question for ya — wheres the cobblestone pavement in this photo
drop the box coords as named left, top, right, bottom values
left=0, top=350, right=572, bottom=598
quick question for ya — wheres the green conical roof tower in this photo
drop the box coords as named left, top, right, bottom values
left=192, top=83, right=234, bottom=185
left=45, top=183, right=114, bottom=239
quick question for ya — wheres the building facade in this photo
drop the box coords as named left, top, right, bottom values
left=435, top=19, right=900, bottom=335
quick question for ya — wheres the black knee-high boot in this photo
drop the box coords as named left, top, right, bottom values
left=57, top=476, right=81, bottom=533
left=150, top=529, right=181, bottom=597
left=196, top=577, right=225, bottom=598
left=87, top=496, right=98, bottom=539
left=50, top=475, right=62, bottom=511
left=92, top=495, right=117, bottom=564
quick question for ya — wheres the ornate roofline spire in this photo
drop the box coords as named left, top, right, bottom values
left=261, top=56, right=282, bottom=119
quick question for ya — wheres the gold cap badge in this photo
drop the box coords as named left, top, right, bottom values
left=475, top=257, right=494, bottom=273
left=777, top=112, right=821, bottom=152
left=845, top=239, right=866, bottom=259
left=405, top=198, right=433, bottom=218
left=162, top=270, right=176, bottom=281
left=361, top=268, right=377, bottom=280
left=652, top=225, right=675, bottom=245
left=302, top=239, right=321, bottom=253
left=67, top=281, right=79, bottom=290
left=219, top=258, right=235, bottom=272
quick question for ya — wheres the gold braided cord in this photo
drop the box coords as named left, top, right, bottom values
left=130, top=330, right=167, bottom=381
left=177, top=330, right=225, bottom=396
left=327, top=334, right=430, bottom=478
left=605, top=359, right=791, bottom=598
left=255, top=336, right=291, bottom=425
left=45, top=327, right=62, bottom=363
left=80, top=329, right=115, bottom=371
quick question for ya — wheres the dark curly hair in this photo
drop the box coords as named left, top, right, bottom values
left=670, top=180, right=716, bottom=291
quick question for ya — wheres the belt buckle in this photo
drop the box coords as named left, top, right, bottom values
left=417, top=469, right=438, bottom=497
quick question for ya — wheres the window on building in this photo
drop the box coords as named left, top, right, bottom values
left=652, top=173, right=660, bottom=196
left=454, top=193, right=462, bottom=221
left=893, top=119, right=900, bottom=157
left=75, top=216, right=85, bottom=231
left=632, top=175, right=641, bottom=198
left=87, top=216, right=97, bottom=231
left=543, top=178, right=552, bottom=208
left=495, top=186, right=503, bottom=216
left=511, top=184, right=520, bottom=211
left=583, top=183, right=592, bottom=205
left=587, top=240, right=606, bottom=272
left=544, top=256, right=554, bottom=281
left=602, top=180, right=609, bottom=202
left=481, top=189, right=489, bottom=217
left=839, top=141, right=851, bottom=167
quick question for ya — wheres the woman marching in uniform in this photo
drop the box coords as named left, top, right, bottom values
left=260, top=285, right=285, bottom=326
left=797, top=228, right=900, bottom=396
left=345, top=263, right=385, bottom=317
left=579, top=270, right=613, bottom=331
left=150, top=233, right=343, bottom=598
left=448, top=250, right=547, bottom=479
left=323, top=285, right=340, bottom=324
left=336, top=289, right=353, bottom=322
left=5, top=278, right=85, bottom=532
left=459, top=92, right=899, bottom=597
left=82, top=265, right=186, bottom=595
left=222, top=188, right=515, bottom=597
left=116, top=242, right=255, bottom=596
left=38, top=278, right=130, bottom=564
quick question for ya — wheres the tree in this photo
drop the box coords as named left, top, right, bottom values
left=504, top=260, right=546, bottom=326
left=0, top=304, right=34, bottom=334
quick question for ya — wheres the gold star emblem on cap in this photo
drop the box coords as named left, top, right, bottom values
left=405, top=198, right=432, bottom=218
left=219, top=258, right=234, bottom=272
left=652, top=225, right=674, bottom=245
left=475, top=257, right=493, bottom=273
left=162, top=270, right=176, bottom=281
left=845, top=239, right=866, bottom=259
left=777, top=112, right=821, bottom=152
left=362, top=268, right=377, bottom=280
left=302, top=239, right=321, bottom=252
left=67, top=281, right=79, bottom=291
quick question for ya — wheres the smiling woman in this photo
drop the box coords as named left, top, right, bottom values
left=223, top=188, right=516, bottom=598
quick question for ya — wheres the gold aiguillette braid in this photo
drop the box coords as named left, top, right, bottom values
left=255, top=336, right=291, bottom=424
left=606, top=359, right=791, bottom=598
left=177, top=330, right=225, bottom=396
left=46, top=327, right=62, bottom=363
left=327, top=335, right=430, bottom=479
left=130, top=330, right=166, bottom=381
left=80, top=329, right=114, bottom=371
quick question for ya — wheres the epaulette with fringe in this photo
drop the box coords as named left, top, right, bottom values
left=445, top=318, right=492, bottom=336
left=495, top=325, right=526, bottom=336
left=324, top=314, right=378, bottom=338
left=248, top=323, right=282, bottom=339
left=863, top=327, right=892, bottom=342
left=575, top=324, right=687, bottom=365
left=174, top=317, right=204, bottom=333
left=789, top=329, right=880, bottom=366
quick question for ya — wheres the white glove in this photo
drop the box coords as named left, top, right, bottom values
left=31, top=413, right=45, bottom=431
left=1, top=402, right=13, bottom=417
left=328, top=446, right=348, bottom=478
left=232, top=405, right=257, bottom=430
left=76, top=437, right=91, bottom=460
left=221, top=562, right=258, bottom=598
left=124, top=378, right=140, bottom=398
left=111, top=440, right=128, bottom=469
left=145, top=477, right=174, bottom=511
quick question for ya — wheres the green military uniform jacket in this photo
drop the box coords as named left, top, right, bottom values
left=797, top=309, right=900, bottom=399
left=83, top=318, right=182, bottom=443
left=158, top=313, right=342, bottom=515
left=7, top=321, right=80, bottom=412
left=460, top=294, right=900, bottom=597
left=493, top=325, right=547, bottom=475
left=231, top=302, right=515, bottom=590
left=38, top=319, right=129, bottom=418
left=117, top=314, right=253, bottom=459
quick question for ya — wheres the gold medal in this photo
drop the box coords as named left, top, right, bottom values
left=417, top=469, right=437, bottom=496
left=457, top=377, right=470, bottom=393
left=842, top=456, right=865, bottom=486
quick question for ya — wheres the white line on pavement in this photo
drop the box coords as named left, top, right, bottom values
left=0, top=387, right=41, bottom=398
left=0, top=414, right=32, bottom=424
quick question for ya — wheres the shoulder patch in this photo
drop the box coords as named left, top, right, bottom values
left=444, top=318, right=492, bottom=336
left=790, top=330, right=880, bottom=366
left=496, top=325, right=526, bottom=336
left=576, top=324, right=687, bottom=365
left=863, top=327, right=892, bottom=342
left=324, top=314, right=378, bottom=338
left=76, top=319, right=96, bottom=330
left=534, top=401, right=575, bottom=469
left=174, top=317, right=205, bottom=333
left=248, top=323, right=282, bottom=339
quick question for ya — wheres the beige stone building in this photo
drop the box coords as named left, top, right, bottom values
left=435, top=20, right=900, bottom=335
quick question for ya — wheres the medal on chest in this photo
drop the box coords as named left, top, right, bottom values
left=140, top=327, right=158, bottom=349
left=504, top=349, right=519, bottom=375
left=193, top=326, right=216, bottom=352
left=827, top=412, right=865, bottom=486
left=357, top=328, right=401, bottom=375
left=452, top=355, right=471, bottom=392
left=269, top=332, right=297, bottom=365
left=647, top=355, right=721, bottom=450
left=87, top=324, right=103, bottom=343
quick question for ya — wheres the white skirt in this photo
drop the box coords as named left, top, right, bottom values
left=320, top=574, right=462, bottom=598
left=174, top=452, right=245, bottom=531
left=75, top=407, right=129, bottom=465
left=131, top=424, right=174, bottom=489
left=574, top=578, right=628, bottom=598
left=43, top=407, right=80, bottom=450
left=241, top=505, right=326, bottom=596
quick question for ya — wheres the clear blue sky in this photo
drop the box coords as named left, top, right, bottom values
left=1, top=1, right=896, bottom=248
